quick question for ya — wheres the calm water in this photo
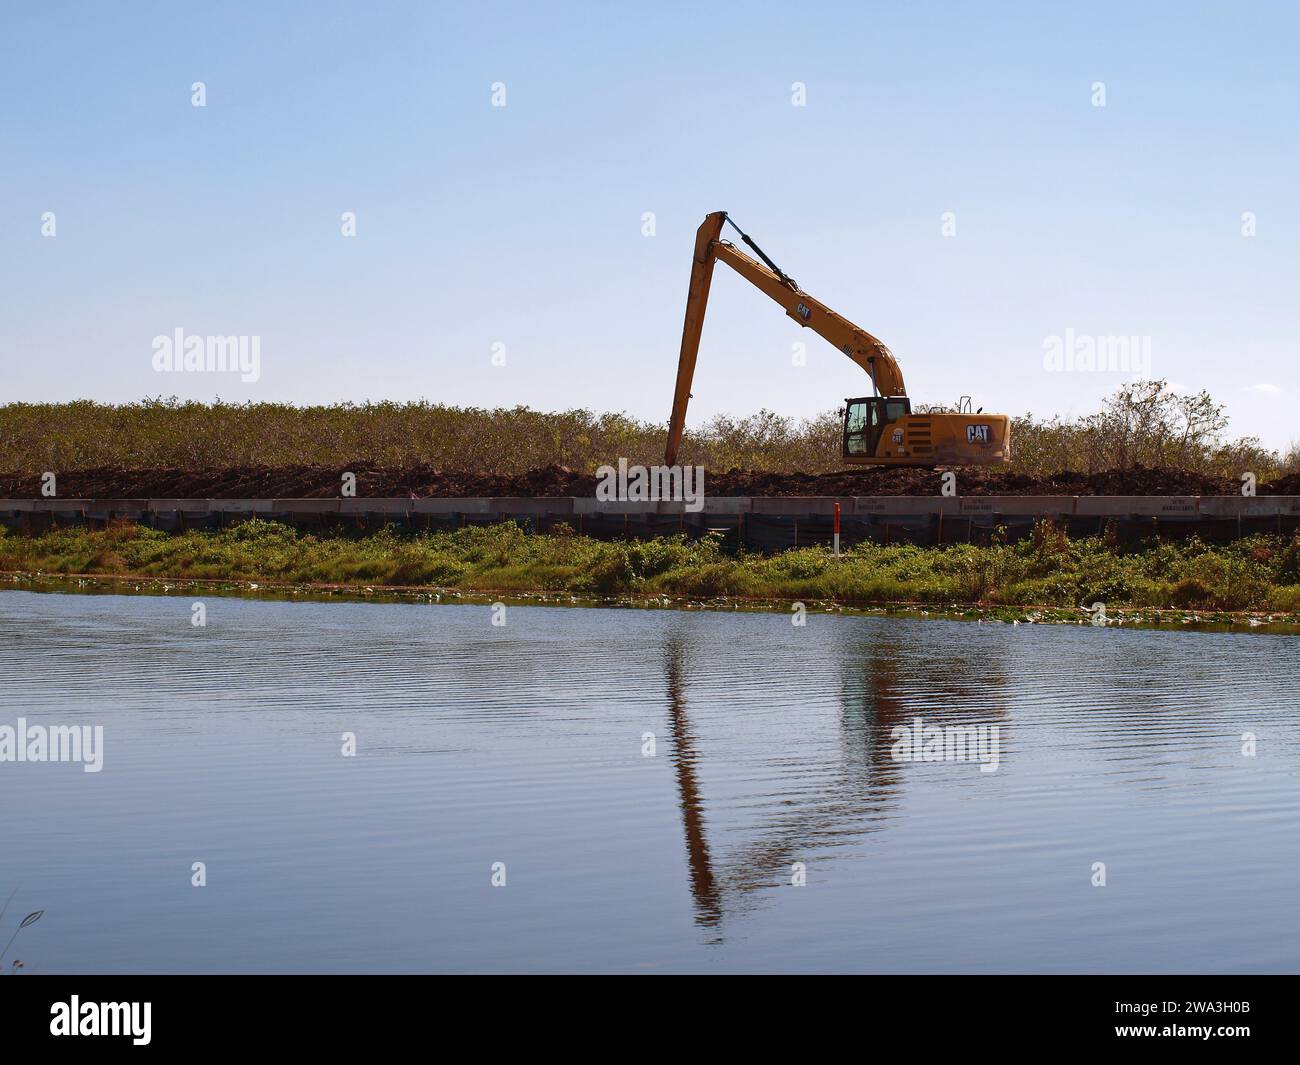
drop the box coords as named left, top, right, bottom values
left=2, top=589, right=1298, bottom=974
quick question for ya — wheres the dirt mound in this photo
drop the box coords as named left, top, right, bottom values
left=1262, top=471, right=1300, bottom=496
left=0, top=463, right=596, bottom=499
left=0, top=462, right=1285, bottom=498
left=702, top=464, right=1242, bottom=496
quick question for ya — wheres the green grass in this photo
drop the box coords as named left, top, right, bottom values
left=4, top=519, right=1300, bottom=613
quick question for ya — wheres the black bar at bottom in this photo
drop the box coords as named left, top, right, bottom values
left=0, top=974, right=1291, bottom=1051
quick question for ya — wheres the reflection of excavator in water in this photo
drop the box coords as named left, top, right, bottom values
left=660, top=626, right=1009, bottom=935
left=665, top=211, right=1011, bottom=468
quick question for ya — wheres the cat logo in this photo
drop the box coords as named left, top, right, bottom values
left=795, top=302, right=811, bottom=321
left=967, top=424, right=991, bottom=445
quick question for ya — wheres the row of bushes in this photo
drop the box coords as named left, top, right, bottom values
left=1, top=381, right=1294, bottom=478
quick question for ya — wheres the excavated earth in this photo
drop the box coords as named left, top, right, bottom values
left=1, top=463, right=1295, bottom=498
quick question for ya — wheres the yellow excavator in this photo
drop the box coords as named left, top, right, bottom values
left=665, top=211, right=1010, bottom=467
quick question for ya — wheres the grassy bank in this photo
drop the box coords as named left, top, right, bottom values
left=4, top=519, right=1300, bottom=615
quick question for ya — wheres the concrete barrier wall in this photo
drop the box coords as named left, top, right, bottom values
left=4, top=495, right=1300, bottom=516
left=3, top=497, right=1298, bottom=549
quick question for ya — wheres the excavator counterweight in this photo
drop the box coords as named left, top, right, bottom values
left=665, top=211, right=1010, bottom=468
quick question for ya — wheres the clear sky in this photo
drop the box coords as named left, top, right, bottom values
left=2, top=0, right=1297, bottom=448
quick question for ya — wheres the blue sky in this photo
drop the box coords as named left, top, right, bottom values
left=2, top=0, right=1297, bottom=448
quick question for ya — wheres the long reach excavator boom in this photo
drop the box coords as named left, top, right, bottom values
left=665, top=211, right=1009, bottom=468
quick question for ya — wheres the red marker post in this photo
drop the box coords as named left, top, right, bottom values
left=833, top=502, right=841, bottom=558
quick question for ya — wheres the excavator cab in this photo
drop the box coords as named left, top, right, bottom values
left=843, top=396, right=911, bottom=458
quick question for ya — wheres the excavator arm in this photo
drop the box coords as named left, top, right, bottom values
left=665, top=211, right=906, bottom=465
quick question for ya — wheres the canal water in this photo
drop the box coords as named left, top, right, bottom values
left=2, top=589, right=1297, bottom=973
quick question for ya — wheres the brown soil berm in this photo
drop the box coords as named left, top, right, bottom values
left=0, top=463, right=1289, bottom=498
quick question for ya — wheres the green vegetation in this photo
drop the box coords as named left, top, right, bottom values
left=1, top=380, right=1295, bottom=478
left=4, top=519, right=1300, bottom=615
left=1001, top=378, right=1293, bottom=478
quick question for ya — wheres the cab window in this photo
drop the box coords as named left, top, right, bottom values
left=845, top=401, right=867, bottom=433
left=844, top=401, right=871, bottom=454
left=884, top=399, right=909, bottom=423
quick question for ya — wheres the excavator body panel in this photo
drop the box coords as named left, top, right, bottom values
left=842, top=397, right=1010, bottom=466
